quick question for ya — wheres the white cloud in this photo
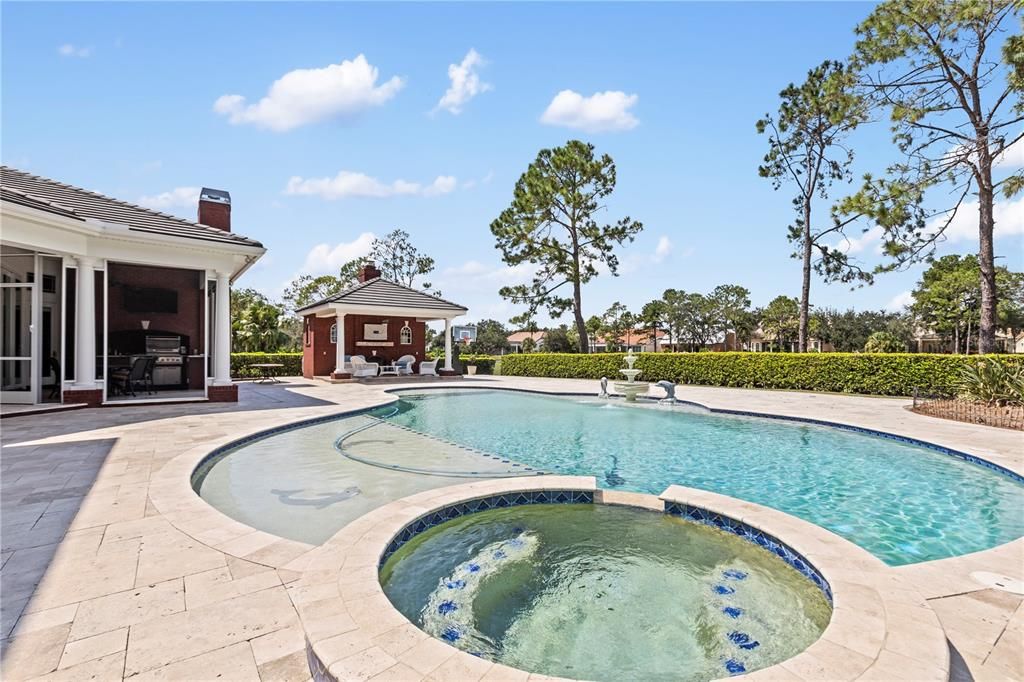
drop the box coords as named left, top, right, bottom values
left=300, top=232, right=376, bottom=274
left=440, top=260, right=534, bottom=287
left=213, top=55, right=404, bottom=132
left=540, top=90, right=639, bottom=133
left=284, top=171, right=457, bottom=200
left=423, top=175, right=457, bottom=196
left=137, top=186, right=201, bottom=211
left=57, top=44, right=92, bottom=58
left=927, top=195, right=1024, bottom=242
left=435, top=49, right=491, bottom=115
left=994, top=139, right=1024, bottom=168
left=886, top=290, right=914, bottom=312
left=653, top=236, right=673, bottom=263
left=831, top=225, right=884, bottom=255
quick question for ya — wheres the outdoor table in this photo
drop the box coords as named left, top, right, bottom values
left=249, top=363, right=284, bottom=383
left=378, top=364, right=399, bottom=377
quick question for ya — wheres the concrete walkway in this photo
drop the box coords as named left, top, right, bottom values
left=1, top=377, right=1020, bottom=681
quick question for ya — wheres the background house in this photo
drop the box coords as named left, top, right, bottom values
left=507, top=331, right=546, bottom=353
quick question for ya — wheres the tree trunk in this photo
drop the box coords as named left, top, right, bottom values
left=573, top=279, right=588, bottom=354
left=977, top=177, right=997, bottom=354
left=972, top=118, right=997, bottom=354
left=798, top=205, right=812, bottom=353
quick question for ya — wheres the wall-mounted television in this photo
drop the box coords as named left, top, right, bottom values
left=123, top=286, right=178, bottom=313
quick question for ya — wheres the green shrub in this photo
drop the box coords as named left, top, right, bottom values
left=958, top=357, right=1024, bottom=405
left=496, top=352, right=1024, bottom=397
left=458, top=354, right=498, bottom=374
left=863, top=331, right=907, bottom=353
left=231, top=352, right=303, bottom=379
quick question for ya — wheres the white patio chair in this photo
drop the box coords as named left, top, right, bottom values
left=419, top=359, right=439, bottom=376
left=349, top=355, right=380, bottom=378
left=396, top=355, right=416, bottom=375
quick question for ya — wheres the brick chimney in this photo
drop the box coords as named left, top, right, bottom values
left=198, top=188, right=231, bottom=232
left=357, top=262, right=382, bottom=282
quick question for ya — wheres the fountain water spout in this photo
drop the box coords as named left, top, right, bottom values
left=612, top=351, right=649, bottom=401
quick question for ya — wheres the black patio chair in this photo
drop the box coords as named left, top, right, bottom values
left=122, top=356, right=156, bottom=397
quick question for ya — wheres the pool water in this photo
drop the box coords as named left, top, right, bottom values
left=376, top=390, right=1024, bottom=565
left=381, top=504, right=832, bottom=681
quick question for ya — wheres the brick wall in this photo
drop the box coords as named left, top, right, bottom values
left=303, top=313, right=428, bottom=378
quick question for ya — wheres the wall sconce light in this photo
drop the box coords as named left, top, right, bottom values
left=141, top=320, right=150, bottom=330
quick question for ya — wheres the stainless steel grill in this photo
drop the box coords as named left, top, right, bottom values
left=145, top=335, right=183, bottom=385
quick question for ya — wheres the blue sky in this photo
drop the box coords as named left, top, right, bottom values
left=4, top=2, right=1022, bottom=326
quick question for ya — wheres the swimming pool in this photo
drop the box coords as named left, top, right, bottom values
left=196, top=388, right=1023, bottom=564
left=371, top=389, right=1023, bottom=565
left=381, top=503, right=831, bottom=681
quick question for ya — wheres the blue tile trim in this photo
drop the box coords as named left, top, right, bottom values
left=377, top=490, right=594, bottom=568
left=663, top=501, right=833, bottom=603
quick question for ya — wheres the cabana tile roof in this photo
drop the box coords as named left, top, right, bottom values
left=298, top=277, right=467, bottom=314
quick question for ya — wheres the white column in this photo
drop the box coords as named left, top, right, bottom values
left=213, top=271, right=232, bottom=385
left=334, top=312, right=346, bottom=375
left=72, top=256, right=98, bottom=389
left=443, top=318, right=453, bottom=372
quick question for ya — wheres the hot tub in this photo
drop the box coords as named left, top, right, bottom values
left=379, top=502, right=831, bottom=681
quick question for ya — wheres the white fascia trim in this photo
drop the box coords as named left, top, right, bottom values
left=330, top=304, right=464, bottom=320
left=304, top=303, right=464, bottom=320
left=1, top=201, right=265, bottom=262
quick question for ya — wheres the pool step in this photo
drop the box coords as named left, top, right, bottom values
left=336, top=416, right=545, bottom=478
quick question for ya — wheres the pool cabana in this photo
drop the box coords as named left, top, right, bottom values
left=297, top=264, right=468, bottom=379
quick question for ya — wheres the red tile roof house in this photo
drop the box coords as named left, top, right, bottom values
left=506, top=330, right=546, bottom=353
left=297, top=264, right=468, bottom=380
left=0, top=166, right=265, bottom=408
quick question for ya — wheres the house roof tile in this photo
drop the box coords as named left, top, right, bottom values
left=1, top=166, right=263, bottom=249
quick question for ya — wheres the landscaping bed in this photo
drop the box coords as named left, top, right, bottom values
left=911, top=398, right=1024, bottom=431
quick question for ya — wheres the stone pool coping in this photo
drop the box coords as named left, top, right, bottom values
left=294, top=476, right=949, bottom=682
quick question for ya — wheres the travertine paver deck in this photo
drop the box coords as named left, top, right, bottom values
left=1, top=376, right=1021, bottom=681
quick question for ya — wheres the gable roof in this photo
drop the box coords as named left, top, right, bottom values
left=0, top=166, right=263, bottom=249
left=508, top=331, right=546, bottom=343
left=298, top=277, right=467, bottom=315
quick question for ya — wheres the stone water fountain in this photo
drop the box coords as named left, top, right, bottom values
left=612, top=351, right=649, bottom=401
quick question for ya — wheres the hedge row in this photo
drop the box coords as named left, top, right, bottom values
left=426, top=352, right=501, bottom=374
left=231, top=352, right=302, bottom=378
left=457, top=354, right=500, bottom=374
left=495, top=352, right=1024, bottom=397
